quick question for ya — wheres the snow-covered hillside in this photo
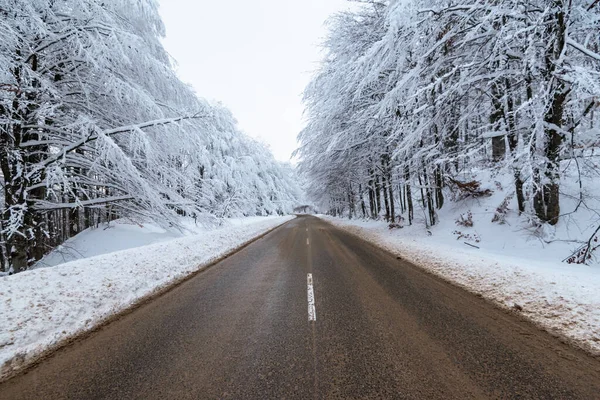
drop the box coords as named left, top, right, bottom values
left=34, top=217, right=280, bottom=268
left=0, top=216, right=294, bottom=382
left=386, top=165, right=600, bottom=267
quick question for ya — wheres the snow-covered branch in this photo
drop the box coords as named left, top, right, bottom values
left=0, top=0, right=302, bottom=273
left=33, top=196, right=135, bottom=211
left=566, top=38, right=600, bottom=61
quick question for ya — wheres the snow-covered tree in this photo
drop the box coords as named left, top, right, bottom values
left=298, top=0, right=600, bottom=237
left=0, top=1, right=302, bottom=273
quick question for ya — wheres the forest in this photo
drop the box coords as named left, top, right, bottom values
left=297, top=0, right=600, bottom=263
left=0, top=0, right=302, bottom=273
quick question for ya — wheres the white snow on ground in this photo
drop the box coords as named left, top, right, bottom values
left=0, top=215, right=294, bottom=381
left=35, top=216, right=278, bottom=268
left=320, top=215, right=600, bottom=356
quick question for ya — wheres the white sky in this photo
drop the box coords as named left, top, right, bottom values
left=159, top=0, right=350, bottom=162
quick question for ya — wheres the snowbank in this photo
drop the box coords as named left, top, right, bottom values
left=35, top=216, right=281, bottom=268
left=0, top=215, right=294, bottom=381
left=320, top=215, right=600, bottom=356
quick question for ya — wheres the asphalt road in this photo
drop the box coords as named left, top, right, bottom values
left=2, top=216, right=600, bottom=399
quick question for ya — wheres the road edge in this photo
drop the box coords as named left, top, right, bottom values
left=0, top=217, right=296, bottom=384
left=316, top=216, right=600, bottom=359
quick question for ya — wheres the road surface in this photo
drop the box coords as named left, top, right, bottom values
left=2, top=216, right=600, bottom=399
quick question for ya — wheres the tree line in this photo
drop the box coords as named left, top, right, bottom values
left=297, top=0, right=599, bottom=245
left=0, top=0, right=301, bottom=273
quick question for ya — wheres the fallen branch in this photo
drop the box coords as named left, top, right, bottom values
left=446, top=177, right=493, bottom=201
left=565, top=225, right=600, bottom=264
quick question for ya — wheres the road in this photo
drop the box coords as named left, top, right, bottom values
left=2, top=216, right=600, bottom=399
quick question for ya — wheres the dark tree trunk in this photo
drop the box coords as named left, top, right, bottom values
left=504, top=78, right=526, bottom=214
left=515, top=177, right=525, bottom=214
left=383, top=154, right=395, bottom=223
left=490, top=84, right=506, bottom=161
left=399, top=184, right=405, bottom=215
left=417, top=173, right=426, bottom=209
left=347, top=183, right=355, bottom=219
left=388, top=183, right=395, bottom=224
left=434, top=166, right=444, bottom=210
left=534, top=1, right=567, bottom=225
left=368, top=176, right=376, bottom=219
left=382, top=173, right=390, bottom=222
left=424, top=170, right=436, bottom=226
left=359, top=184, right=367, bottom=218
left=405, top=165, right=414, bottom=226
left=0, top=228, right=8, bottom=273
left=1, top=51, right=52, bottom=271
left=374, top=174, right=381, bottom=216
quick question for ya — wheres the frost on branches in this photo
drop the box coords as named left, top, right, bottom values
left=0, top=1, right=301, bottom=273
left=297, top=0, right=600, bottom=263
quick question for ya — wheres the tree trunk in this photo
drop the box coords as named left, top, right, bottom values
left=383, top=154, right=395, bottom=223
left=405, top=165, right=414, bottom=226
left=490, top=84, right=506, bottom=161
left=534, top=1, right=567, bottom=225
left=424, top=170, right=436, bottom=226
left=504, top=77, right=526, bottom=214
left=368, top=176, right=376, bottom=219
left=388, top=182, right=395, bottom=224
left=399, top=184, right=405, bottom=215
left=382, top=172, right=390, bottom=222
left=0, top=228, right=9, bottom=273
left=359, top=184, right=367, bottom=218
left=434, top=166, right=444, bottom=210
left=374, top=174, right=381, bottom=216
left=347, top=183, right=355, bottom=219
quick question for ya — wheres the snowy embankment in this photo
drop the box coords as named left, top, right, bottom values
left=0, top=215, right=294, bottom=381
left=320, top=215, right=600, bottom=356
left=34, top=216, right=280, bottom=268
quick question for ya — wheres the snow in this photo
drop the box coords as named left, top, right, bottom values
left=34, top=220, right=181, bottom=268
left=319, top=214, right=600, bottom=356
left=34, top=217, right=278, bottom=268
left=0, top=215, right=294, bottom=381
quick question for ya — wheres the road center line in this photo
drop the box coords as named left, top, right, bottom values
left=307, top=273, right=317, bottom=322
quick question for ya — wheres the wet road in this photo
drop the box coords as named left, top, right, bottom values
left=2, top=216, right=600, bottom=399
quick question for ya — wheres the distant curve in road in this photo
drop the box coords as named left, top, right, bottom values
left=1, top=215, right=599, bottom=399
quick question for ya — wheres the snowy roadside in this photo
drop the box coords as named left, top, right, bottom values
left=320, top=215, right=600, bottom=356
left=0, top=215, right=294, bottom=382
left=34, top=216, right=288, bottom=268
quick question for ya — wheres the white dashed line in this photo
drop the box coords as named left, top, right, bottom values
left=307, top=274, right=317, bottom=321
left=307, top=238, right=310, bottom=245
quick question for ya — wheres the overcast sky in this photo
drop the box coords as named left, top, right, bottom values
left=158, top=0, right=350, bottom=162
